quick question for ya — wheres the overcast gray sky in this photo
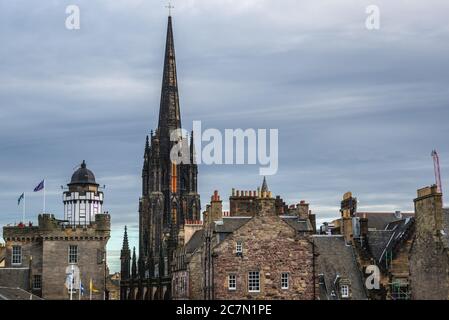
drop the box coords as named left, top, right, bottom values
left=1, top=0, right=449, bottom=272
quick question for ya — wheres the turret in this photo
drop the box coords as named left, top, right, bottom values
left=63, top=160, right=104, bottom=227
left=120, top=226, right=131, bottom=281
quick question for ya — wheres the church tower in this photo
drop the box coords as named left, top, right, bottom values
left=121, top=15, right=200, bottom=300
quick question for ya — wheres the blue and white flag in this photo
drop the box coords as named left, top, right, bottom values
left=80, top=282, right=85, bottom=296
left=33, top=180, right=44, bottom=192
left=18, top=193, right=24, bottom=206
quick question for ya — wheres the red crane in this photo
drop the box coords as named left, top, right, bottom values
left=431, top=149, right=443, bottom=194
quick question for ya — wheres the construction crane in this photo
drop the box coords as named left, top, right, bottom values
left=431, top=149, right=443, bottom=194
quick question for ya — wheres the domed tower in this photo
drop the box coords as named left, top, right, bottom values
left=63, top=160, right=104, bottom=227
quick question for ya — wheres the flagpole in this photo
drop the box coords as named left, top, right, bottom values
left=70, top=265, right=74, bottom=301
left=90, top=279, right=92, bottom=301
left=43, top=179, right=46, bottom=214
left=23, top=193, right=26, bottom=223
left=79, top=280, right=81, bottom=300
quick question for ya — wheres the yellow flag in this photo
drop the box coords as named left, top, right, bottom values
left=90, top=278, right=100, bottom=293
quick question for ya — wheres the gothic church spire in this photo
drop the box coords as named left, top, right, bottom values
left=158, top=16, right=181, bottom=143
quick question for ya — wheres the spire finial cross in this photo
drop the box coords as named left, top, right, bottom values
left=166, top=1, right=174, bottom=16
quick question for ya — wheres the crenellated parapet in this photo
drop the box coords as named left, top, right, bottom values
left=3, top=213, right=111, bottom=242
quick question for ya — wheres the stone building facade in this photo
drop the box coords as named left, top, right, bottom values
left=211, top=214, right=316, bottom=300
left=171, top=179, right=319, bottom=300
left=0, top=161, right=110, bottom=300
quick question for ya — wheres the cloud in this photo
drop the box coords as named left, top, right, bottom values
left=1, top=1, right=449, bottom=272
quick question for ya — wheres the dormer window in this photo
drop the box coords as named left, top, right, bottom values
left=340, top=285, right=349, bottom=298
left=236, top=241, right=242, bottom=255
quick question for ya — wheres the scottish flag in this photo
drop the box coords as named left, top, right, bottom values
left=18, top=193, right=24, bottom=205
left=33, top=180, right=44, bottom=192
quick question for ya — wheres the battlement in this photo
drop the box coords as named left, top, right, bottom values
left=3, top=212, right=111, bottom=241
left=230, top=188, right=273, bottom=199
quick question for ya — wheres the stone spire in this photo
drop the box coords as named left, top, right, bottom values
left=157, top=15, right=181, bottom=145
left=120, top=226, right=131, bottom=281
left=121, top=226, right=129, bottom=251
left=261, top=176, right=269, bottom=193
left=145, top=135, right=150, bottom=152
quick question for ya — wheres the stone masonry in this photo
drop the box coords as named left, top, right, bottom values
left=2, top=213, right=110, bottom=299
left=212, top=214, right=316, bottom=300
left=409, top=185, right=449, bottom=300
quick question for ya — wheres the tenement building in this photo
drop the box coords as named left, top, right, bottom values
left=322, top=191, right=416, bottom=299
left=322, top=186, right=449, bottom=300
left=0, top=161, right=110, bottom=300
left=120, top=14, right=200, bottom=300
left=171, top=179, right=319, bottom=300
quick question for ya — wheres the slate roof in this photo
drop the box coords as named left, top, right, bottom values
left=214, top=217, right=252, bottom=233
left=367, top=217, right=415, bottom=264
left=281, top=216, right=313, bottom=232
left=185, top=229, right=204, bottom=254
left=314, top=235, right=367, bottom=300
left=366, top=231, right=394, bottom=263
left=355, top=212, right=414, bottom=230
left=0, top=287, right=43, bottom=300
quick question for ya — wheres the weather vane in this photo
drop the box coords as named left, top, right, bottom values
left=166, top=1, right=174, bottom=16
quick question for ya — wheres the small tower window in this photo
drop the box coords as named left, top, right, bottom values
left=281, top=272, right=289, bottom=289
left=236, top=241, right=243, bottom=255
left=340, top=285, right=349, bottom=298
left=12, top=245, right=22, bottom=265
left=68, top=245, right=78, bottom=264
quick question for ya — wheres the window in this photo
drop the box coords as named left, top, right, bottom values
left=281, top=272, right=289, bottom=289
left=228, top=274, right=236, bottom=291
left=248, top=271, right=260, bottom=292
left=67, top=205, right=72, bottom=220
left=180, top=275, right=186, bottom=295
left=79, top=201, right=86, bottom=216
left=68, top=245, right=78, bottom=264
left=33, top=275, right=42, bottom=290
left=12, top=245, right=22, bottom=265
left=236, top=241, right=242, bottom=254
left=341, top=285, right=349, bottom=298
